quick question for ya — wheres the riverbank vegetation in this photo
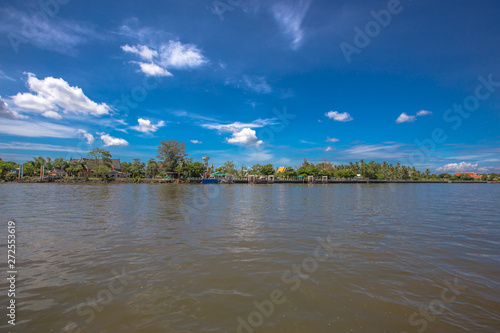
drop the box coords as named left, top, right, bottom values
left=1, top=139, right=498, bottom=182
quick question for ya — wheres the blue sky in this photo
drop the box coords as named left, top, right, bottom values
left=0, top=0, right=499, bottom=173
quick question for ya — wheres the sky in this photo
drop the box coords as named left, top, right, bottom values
left=0, top=0, right=499, bottom=173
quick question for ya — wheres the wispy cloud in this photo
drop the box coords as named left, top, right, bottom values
left=0, top=8, right=101, bottom=54
left=190, top=140, right=202, bottom=144
left=343, top=143, right=406, bottom=159
left=326, top=137, right=340, bottom=143
left=225, top=76, right=273, bottom=94
left=201, top=118, right=277, bottom=132
left=271, top=0, right=311, bottom=50
left=0, top=119, right=77, bottom=138
left=0, top=142, right=86, bottom=153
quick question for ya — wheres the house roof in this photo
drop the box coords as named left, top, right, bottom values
left=276, top=167, right=287, bottom=173
left=455, top=172, right=482, bottom=179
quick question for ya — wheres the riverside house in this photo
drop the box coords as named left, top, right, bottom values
left=69, top=158, right=128, bottom=178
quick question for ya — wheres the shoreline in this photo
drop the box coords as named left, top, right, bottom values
left=3, top=178, right=496, bottom=185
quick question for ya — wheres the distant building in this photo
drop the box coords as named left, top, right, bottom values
left=49, top=167, right=67, bottom=178
left=70, top=157, right=128, bottom=178
left=454, top=172, right=482, bottom=180
left=276, top=167, right=287, bottom=174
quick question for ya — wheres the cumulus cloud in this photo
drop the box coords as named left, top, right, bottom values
left=325, top=111, right=353, bottom=122
left=99, top=133, right=129, bottom=147
left=226, top=128, right=263, bottom=147
left=77, top=129, right=94, bottom=145
left=131, top=118, right=165, bottom=133
left=272, top=0, right=311, bottom=50
left=158, top=41, right=208, bottom=69
left=396, top=112, right=416, bottom=123
left=436, top=162, right=478, bottom=173
left=121, top=40, right=207, bottom=76
left=326, top=137, right=340, bottom=143
left=11, top=73, right=110, bottom=119
left=397, top=110, right=433, bottom=123
left=325, top=147, right=333, bottom=152
left=190, top=140, right=202, bottom=144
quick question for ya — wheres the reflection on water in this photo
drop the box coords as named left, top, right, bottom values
left=0, top=183, right=499, bottom=332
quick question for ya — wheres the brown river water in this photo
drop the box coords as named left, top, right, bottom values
left=0, top=183, right=499, bottom=332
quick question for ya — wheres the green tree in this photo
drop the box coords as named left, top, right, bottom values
left=261, top=164, right=275, bottom=176
left=186, top=162, right=206, bottom=178
left=87, top=147, right=112, bottom=177
left=0, top=160, right=17, bottom=180
left=249, top=164, right=263, bottom=175
left=217, top=161, right=237, bottom=176
left=156, top=140, right=188, bottom=173
left=129, top=158, right=146, bottom=178
left=283, top=167, right=298, bottom=178
left=146, top=159, right=160, bottom=178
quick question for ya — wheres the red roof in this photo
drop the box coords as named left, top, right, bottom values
left=455, top=172, right=482, bottom=179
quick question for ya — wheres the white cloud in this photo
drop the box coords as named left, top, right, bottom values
left=396, top=112, right=416, bottom=123
left=436, top=162, right=478, bottom=173
left=272, top=0, right=311, bottom=50
left=202, top=118, right=277, bottom=132
left=77, top=129, right=94, bottom=145
left=0, top=8, right=99, bottom=54
left=343, top=143, right=405, bottom=159
left=325, top=111, right=353, bottom=122
left=190, top=140, right=202, bottom=144
left=245, top=150, right=274, bottom=162
left=158, top=41, right=208, bottom=69
left=122, top=40, right=207, bottom=76
left=42, top=111, right=62, bottom=119
left=326, top=137, right=340, bottom=143
left=0, top=97, right=14, bottom=119
left=242, top=76, right=272, bottom=94
left=0, top=119, right=77, bottom=138
left=137, top=62, right=172, bottom=77
left=99, top=133, right=129, bottom=147
left=11, top=92, right=55, bottom=112
left=121, top=44, right=158, bottom=61
left=226, top=128, right=263, bottom=147
left=0, top=142, right=85, bottom=153
left=325, top=147, right=333, bottom=152
left=11, top=73, right=110, bottom=119
left=131, top=118, right=165, bottom=133
left=417, top=110, right=432, bottom=116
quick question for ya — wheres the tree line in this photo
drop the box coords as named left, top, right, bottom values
left=1, top=139, right=498, bottom=181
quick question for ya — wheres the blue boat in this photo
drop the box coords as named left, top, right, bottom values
left=202, top=178, right=221, bottom=184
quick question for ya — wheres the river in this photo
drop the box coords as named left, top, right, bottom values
left=0, top=183, right=499, bottom=332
